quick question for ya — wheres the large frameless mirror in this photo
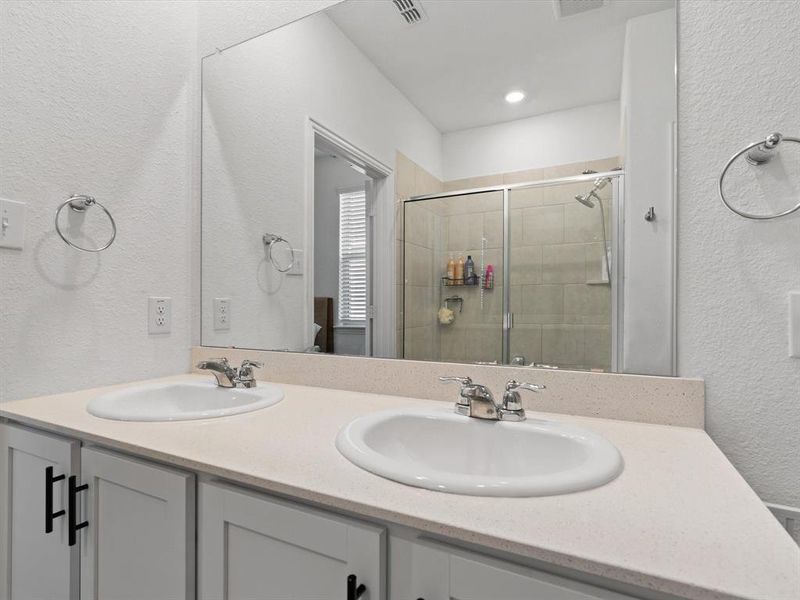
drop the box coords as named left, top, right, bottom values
left=201, top=0, right=677, bottom=376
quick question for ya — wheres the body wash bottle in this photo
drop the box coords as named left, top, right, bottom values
left=455, top=256, right=464, bottom=285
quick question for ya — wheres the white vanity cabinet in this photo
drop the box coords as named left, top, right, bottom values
left=0, top=424, right=195, bottom=600
left=79, top=446, right=195, bottom=600
left=390, top=536, right=638, bottom=600
left=0, top=423, right=80, bottom=600
left=198, top=480, right=386, bottom=600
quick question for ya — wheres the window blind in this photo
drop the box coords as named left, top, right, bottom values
left=338, top=189, right=367, bottom=324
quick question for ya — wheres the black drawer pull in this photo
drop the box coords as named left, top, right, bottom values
left=67, top=475, right=89, bottom=547
left=347, top=574, right=366, bottom=600
left=45, top=466, right=66, bottom=534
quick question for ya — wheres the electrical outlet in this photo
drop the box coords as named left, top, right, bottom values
left=148, top=297, right=171, bottom=334
left=214, top=298, right=231, bottom=331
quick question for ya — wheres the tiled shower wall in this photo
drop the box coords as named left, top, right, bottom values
left=399, top=154, right=620, bottom=370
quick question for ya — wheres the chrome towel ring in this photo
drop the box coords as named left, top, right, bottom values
left=718, top=132, right=800, bottom=220
left=262, top=233, right=295, bottom=272
left=55, top=194, right=117, bottom=252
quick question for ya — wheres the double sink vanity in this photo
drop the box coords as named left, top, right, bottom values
left=1, top=352, right=797, bottom=600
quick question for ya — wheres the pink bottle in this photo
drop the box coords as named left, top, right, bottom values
left=484, top=264, right=494, bottom=289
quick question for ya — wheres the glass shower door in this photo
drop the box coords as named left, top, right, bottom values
left=403, top=191, right=504, bottom=364
left=507, top=178, right=615, bottom=371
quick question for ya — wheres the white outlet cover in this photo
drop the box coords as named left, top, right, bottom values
left=214, top=297, right=231, bottom=331
left=0, top=198, right=26, bottom=250
left=148, top=297, right=171, bottom=335
left=790, top=291, right=800, bottom=358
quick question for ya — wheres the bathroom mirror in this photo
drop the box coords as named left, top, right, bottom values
left=201, top=0, right=677, bottom=376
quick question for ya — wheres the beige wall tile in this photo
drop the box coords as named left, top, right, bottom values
left=522, top=205, right=564, bottom=245
left=509, top=185, right=543, bottom=208
left=542, top=181, right=587, bottom=206
left=542, top=324, right=585, bottom=366
left=438, top=325, right=466, bottom=363
left=542, top=244, right=586, bottom=284
left=443, top=174, right=503, bottom=192
left=584, top=324, right=611, bottom=370
left=563, top=284, right=611, bottom=318
left=510, top=324, right=542, bottom=365
left=447, top=213, right=484, bottom=252
left=405, top=285, right=435, bottom=328
left=503, top=168, right=544, bottom=185
left=586, top=242, right=610, bottom=282
left=586, top=156, right=621, bottom=173
left=510, top=245, right=542, bottom=285
left=461, top=324, right=502, bottom=364
left=482, top=210, right=503, bottom=249
left=522, top=284, right=563, bottom=315
left=405, top=203, right=436, bottom=248
left=564, top=201, right=605, bottom=243
left=542, top=161, right=586, bottom=180
left=395, top=152, right=416, bottom=200
left=404, top=325, right=434, bottom=361
left=405, top=243, right=433, bottom=286
left=414, top=164, right=443, bottom=197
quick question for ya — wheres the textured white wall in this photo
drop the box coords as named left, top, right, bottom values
left=201, top=11, right=442, bottom=351
left=442, top=101, right=620, bottom=181
left=678, top=0, right=800, bottom=507
left=197, top=0, right=340, bottom=57
left=0, top=1, right=197, bottom=402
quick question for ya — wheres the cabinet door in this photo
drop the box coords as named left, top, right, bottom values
left=392, top=537, right=638, bottom=600
left=199, top=481, right=386, bottom=600
left=0, top=423, right=80, bottom=600
left=79, top=447, right=195, bottom=600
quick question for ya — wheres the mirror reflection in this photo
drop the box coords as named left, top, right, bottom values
left=201, top=0, right=677, bottom=375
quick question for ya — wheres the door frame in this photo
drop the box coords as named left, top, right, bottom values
left=305, top=118, right=393, bottom=357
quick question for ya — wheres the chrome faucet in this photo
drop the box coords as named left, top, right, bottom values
left=196, top=358, right=263, bottom=388
left=438, top=376, right=545, bottom=422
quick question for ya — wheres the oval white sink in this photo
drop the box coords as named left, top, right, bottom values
left=87, top=380, right=284, bottom=422
left=336, top=408, right=623, bottom=497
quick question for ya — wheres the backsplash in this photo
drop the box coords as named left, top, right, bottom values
left=191, top=346, right=704, bottom=428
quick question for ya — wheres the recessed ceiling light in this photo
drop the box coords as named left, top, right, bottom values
left=505, top=90, right=526, bottom=104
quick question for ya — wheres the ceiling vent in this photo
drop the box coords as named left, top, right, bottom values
left=392, top=0, right=428, bottom=26
left=553, top=0, right=606, bottom=19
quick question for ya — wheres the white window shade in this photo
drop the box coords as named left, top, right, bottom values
left=338, top=189, right=367, bottom=324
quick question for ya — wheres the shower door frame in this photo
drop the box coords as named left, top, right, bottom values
left=407, top=170, right=625, bottom=371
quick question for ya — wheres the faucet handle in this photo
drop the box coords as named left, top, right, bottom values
left=502, top=380, right=545, bottom=413
left=505, top=380, right=545, bottom=394
left=438, top=376, right=472, bottom=386
left=240, top=359, right=263, bottom=369
left=209, top=357, right=230, bottom=366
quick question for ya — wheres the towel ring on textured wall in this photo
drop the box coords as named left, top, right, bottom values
left=262, top=233, right=295, bottom=272
left=55, top=194, right=117, bottom=252
left=718, top=132, right=800, bottom=220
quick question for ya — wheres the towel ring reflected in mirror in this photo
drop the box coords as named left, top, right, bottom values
left=262, top=233, right=295, bottom=272
left=55, top=194, right=117, bottom=252
left=718, top=132, right=800, bottom=220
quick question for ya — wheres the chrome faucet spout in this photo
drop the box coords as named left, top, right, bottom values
left=197, top=358, right=262, bottom=388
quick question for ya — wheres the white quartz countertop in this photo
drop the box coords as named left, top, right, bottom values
left=1, top=375, right=797, bottom=600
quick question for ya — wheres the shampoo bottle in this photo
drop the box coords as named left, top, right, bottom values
left=465, top=255, right=475, bottom=285
left=484, top=264, right=494, bottom=289
left=446, top=256, right=455, bottom=285
left=455, top=256, right=464, bottom=285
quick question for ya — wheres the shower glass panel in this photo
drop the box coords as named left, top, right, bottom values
left=403, top=191, right=504, bottom=363
left=402, top=172, right=620, bottom=371
left=508, top=178, right=614, bottom=371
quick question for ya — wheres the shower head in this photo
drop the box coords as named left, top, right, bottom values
left=575, top=193, right=595, bottom=208
left=575, top=176, right=612, bottom=208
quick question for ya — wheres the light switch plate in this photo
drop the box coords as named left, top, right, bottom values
left=287, top=249, right=303, bottom=276
left=790, top=291, right=800, bottom=358
left=0, top=198, right=26, bottom=249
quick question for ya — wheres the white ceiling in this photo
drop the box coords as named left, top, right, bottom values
left=327, top=0, right=674, bottom=133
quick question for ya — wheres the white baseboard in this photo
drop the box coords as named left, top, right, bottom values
left=766, top=503, right=800, bottom=545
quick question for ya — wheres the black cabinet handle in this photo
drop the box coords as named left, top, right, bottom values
left=45, top=466, right=66, bottom=534
left=67, top=475, right=89, bottom=547
left=347, top=574, right=366, bottom=600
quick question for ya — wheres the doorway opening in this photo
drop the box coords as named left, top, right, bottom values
left=308, top=122, right=391, bottom=357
